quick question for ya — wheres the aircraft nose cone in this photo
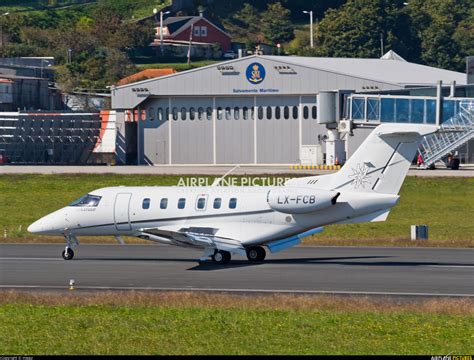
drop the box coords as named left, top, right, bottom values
left=28, top=219, right=43, bottom=234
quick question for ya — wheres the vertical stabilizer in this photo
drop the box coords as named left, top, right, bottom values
left=329, top=124, right=438, bottom=194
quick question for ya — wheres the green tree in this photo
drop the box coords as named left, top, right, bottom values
left=312, top=0, right=417, bottom=61
left=233, top=3, right=260, bottom=34
left=407, top=0, right=473, bottom=71
left=262, top=2, right=295, bottom=45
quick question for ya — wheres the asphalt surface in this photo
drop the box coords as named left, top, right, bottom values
left=0, top=244, right=473, bottom=297
left=1, top=165, right=473, bottom=177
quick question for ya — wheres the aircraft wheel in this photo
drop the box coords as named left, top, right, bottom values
left=62, top=248, right=74, bottom=260
left=246, top=246, right=266, bottom=262
left=212, top=250, right=231, bottom=264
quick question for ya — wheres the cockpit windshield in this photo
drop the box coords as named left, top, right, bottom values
left=69, top=194, right=102, bottom=207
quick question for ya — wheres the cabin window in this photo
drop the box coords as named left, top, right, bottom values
left=69, top=194, right=101, bottom=207
left=213, top=198, right=221, bottom=209
left=197, top=197, right=206, bottom=210
left=142, top=198, right=150, bottom=209
left=229, top=198, right=237, bottom=209
left=160, top=198, right=168, bottom=209
left=178, top=198, right=186, bottom=209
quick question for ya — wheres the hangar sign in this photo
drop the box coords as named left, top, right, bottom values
left=232, top=62, right=279, bottom=93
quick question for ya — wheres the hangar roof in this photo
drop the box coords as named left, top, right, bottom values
left=112, top=55, right=466, bottom=109
left=268, top=56, right=466, bottom=86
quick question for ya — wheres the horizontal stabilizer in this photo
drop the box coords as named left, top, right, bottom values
left=268, top=227, right=324, bottom=253
left=335, top=209, right=390, bottom=224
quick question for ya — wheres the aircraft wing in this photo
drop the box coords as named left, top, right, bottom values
left=138, top=226, right=247, bottom=256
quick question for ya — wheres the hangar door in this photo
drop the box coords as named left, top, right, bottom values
left=256, top=96, right=299, bottom=164
left=143, top=98, right=170, bottom=164
left=215, top=97, right=254, bottom=164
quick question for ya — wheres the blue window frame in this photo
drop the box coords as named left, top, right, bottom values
left=213, top=198, right=221, bottom=209
left=426, top=100, right=436, bottom=124
left=229, top=198, right=237, bottom=209
left=367, top=98, right=380, bottom=121
left=395, top=99, right=409, bottom=123
left=381, top=98, right=395, bottom=122
left=178, top=198, right=186, bottom=209
left=443, top=100, right=456, bottom=123
left=410, top=99, right=425, bottom=123
left=160, top=198, right=168, bottom=209
left=352, top=98, right=365, bottom=120
left=142, top=198, right=150, bottom=209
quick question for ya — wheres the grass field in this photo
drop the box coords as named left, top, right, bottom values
left=1, top=291, right=472, bottom=355
left=0, top=174, right=473, bottom=246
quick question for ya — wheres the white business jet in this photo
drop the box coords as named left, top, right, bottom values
left=28, top=124, right=437, bottom=264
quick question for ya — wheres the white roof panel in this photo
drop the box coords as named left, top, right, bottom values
left=267, top=56, right=466, bottom=86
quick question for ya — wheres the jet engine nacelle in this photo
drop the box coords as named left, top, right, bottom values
left=267, top=187, right=340, bottom=214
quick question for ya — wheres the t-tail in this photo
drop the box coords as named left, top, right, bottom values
left=297, top=124, right=439, bottom=195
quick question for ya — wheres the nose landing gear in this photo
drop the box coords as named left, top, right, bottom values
left=62, top=247, right=74, bottom=260
left=62, top=233, right=79, bottom=260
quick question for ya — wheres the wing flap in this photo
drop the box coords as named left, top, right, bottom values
left=139, top=226, right=246, bottom=255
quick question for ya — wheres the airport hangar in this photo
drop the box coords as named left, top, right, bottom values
left=111, top=55, right=466, bottom=166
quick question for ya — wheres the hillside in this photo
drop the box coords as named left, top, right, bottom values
left=0, top=0, right=471, bottom=91
left=0, top=0, right=171, bottom=19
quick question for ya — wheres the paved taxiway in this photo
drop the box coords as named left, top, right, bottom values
left=0, top=244, right=472, bottom=297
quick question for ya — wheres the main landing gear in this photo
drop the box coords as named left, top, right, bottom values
left=200, top=246, right=267, bottom=265
left=211, top=250, right=231, bottom=264
left=246, top=246, right=266, bottom=262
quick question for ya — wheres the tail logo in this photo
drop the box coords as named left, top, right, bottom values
left=349, top=163, right=372, bottom=189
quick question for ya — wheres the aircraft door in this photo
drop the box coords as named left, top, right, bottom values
left=114, top=193, right=132, bottom=231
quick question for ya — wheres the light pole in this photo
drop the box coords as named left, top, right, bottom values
left=0, top=12, right=9, bottom=50
left=303, top=10, right=313, bottom=48
left=154, top=8, right=171, bottom=56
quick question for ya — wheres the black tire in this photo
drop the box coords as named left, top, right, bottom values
left=246, top=246, right=266, bottom=262
left=212, top=250, right=231, bottom=264
left=62, top=248, right=74, bottom=260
